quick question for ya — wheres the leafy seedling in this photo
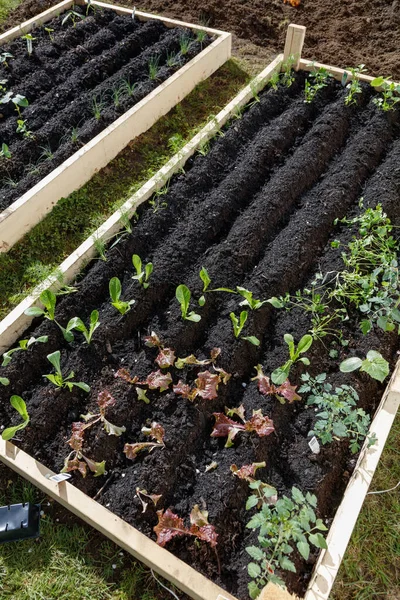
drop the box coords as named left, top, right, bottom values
left=1, top=396, right=30, bottom=441
left=65, top=310, right=100, bottom=344
left=340, top=350, right=389, bottom=382
left=0, top=143, right=11, bottom=159
left=124, top=422, right=165, bottom=460
left=176, top=285, right=201, bottom=322
left=44, top=27, right=54, bottom=41
left=0, top=377, right=9, bottom=386
left=132, top=254, right=153, bottom=288
left=43, top=351, right=90, bottom=392
left=2, top=336, right=48, bottom=367
left=371, top=76, right=400, bottom=111
left=12, top=94, right=28, bottom=116
left=246, top=485, right=327, bottom=594
left=148, top=56, right=160, bottom=80
left=252, top=364, right=301, bottom=404
left=16, top=119, right=34, bottom=139
left=24, top=289, right=74, bottom=342
left=179, top=34, right=192, bottom=55
left=0, top=52, right=13, bottom=68
left=62, top=9, right=84, bottom=27
left=154, top=505, right=218, bottom=549
left=21, top=34, right=36, bottom=56
left=344, top=64, right=367, bottom=105
left=109, top=277, right=135, bottom=315
left=271, top=334, right=313, bottom=385
left=211, top=405, right=274, bottom=447
left=230, top=311, right=260, bottom=346
left=304, top=66, right=331, bottom=103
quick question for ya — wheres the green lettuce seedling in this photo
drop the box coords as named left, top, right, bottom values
left=0, top=143, right=11, bottom=159
left=0, top=377, right=9, bottom=386
left=109, top=277, right=135, bottom=315
left=65, top=311, right=100, bottom=344
left=43, top=351, right=90, bottom=392
left=2, top=336, right=48, bottom=367
left=340, top=350, right=389, bottom=382
left=176, top=285, right=201, bottom=322
left=132, top=254, right=153, bottom=288
left=24, top=289, right=74, bottom=342
left=2, top=396, right=30, bottom=440
left=230, top=311, right=260, bottom=346
left=271, top=334, right=313, bottom=385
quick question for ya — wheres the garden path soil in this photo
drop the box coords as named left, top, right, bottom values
left=0, top=5, right=210, bottom=210
left=1, top=76, right=400, bottom=598
left=2, top=0, right=400, bottom=79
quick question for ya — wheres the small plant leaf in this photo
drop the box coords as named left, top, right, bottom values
left=199, top=267, right=211, bottom=292
left=339, top=357, right=363, bottom=373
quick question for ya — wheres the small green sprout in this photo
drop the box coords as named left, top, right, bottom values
left=304, top=66, right=331, bottom=103
left=2, top=336, right=48, bottom=367
left=91, top=94, right=105, bottom=121
left=21, top=34, right=36, bottom=56
left=148, top=56, right=160, bottom=80
left=0, top=52, right=13, bottom=68
left=344, top=64, right=367, bottom=105
left=44, top=27, right=54, bottom=41
left=179, top=34, right=192, bottom=55
left=0, top=143, right=11, bottom=159
left=65, top=310, right=100, bottom=344
left=16, top=119, right=34, bottom=139
left=166, top=51, right=179, bottom=67
left=195, top=29, right=207, bottom=46
left=1, top=396, right=30, bottom=441
left=340, top=350, right=389, bottom=383
left=24, top=289, right=74, bottom=342
left=62, top=9, right=84, bottom=27
left=132, top=254, right=153, bottom=289
left=176, top=285, right=201, bottom=322
left=109, top=277, right=135, bottom=315
left=121, top=78, right=137, bottom=97
left=271, top=334, right=313, bottom=385
left=43, top=351, right=90, bottom=392
left=371, top=76, right=400, bottom=111
left=230, top=310, right=260, bottom=346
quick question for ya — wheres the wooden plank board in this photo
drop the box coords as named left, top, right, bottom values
left=0, top=1, right=231, bottom=252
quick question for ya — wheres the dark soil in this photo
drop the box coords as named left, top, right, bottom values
left=0, top=4, right=211, bottom=211
left=1, top=76, right=400, bottom=599
left=2, top=0, right=400, bottom=80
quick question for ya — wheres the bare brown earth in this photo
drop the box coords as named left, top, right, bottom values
left=2, top=0, right=400, bottom=78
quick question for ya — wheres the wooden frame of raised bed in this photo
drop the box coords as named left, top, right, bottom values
left=0, top=0, right=231, bottom=252
left=0, top=23, right=399, bottom=600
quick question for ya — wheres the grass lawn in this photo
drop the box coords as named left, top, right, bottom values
left=0, top=1, right=399, bottom=599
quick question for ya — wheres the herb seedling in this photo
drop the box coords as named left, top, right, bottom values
left=132, top=254, right=153, bottom=288
left=1, top=396, right=30, bottom=441
left=65, top=310, right=100, bottom=344
left=0, top=143, right=11, bottom=159
left=70, top=126, right=79, bottom=144
left=149, top=182, right=169, bottom=212
left=281, top=54, right=296, bottom=87
left=21, top=34, right=36, bottom=56
left=246, top=485, right=327, bottom=594
left=196, top=29, right=207, bottom=46
left=109, top=277, right=135, bottom=315
left=16, top=119, right=34, bottom=139
left=148, top=56, right=160, bottom=80
left=271, top=334, right=313, bottom=385
left=371, top=76, right=400, bottom=111
left=211, top=405, right=274, bottom=447
left=344, top=64, right=367, bottom=105
left=154, top=505, right=217, bottom=549
left=179, top=34, right=192, bottom=55
left=124, top=422, right=165, bottom=460
left=43, top=351, right=90, bottom=392
left=121, top=78, right=137, bottom=97
left=91, top=94, right=105, bottom=120
left=176, top=284, right=201, bottom=322
left=39, top=144, right=54, bottom=162
left=166, top=51, right=179, bottom=67
left=340, top=350, right=389, bottom=382
left=0, top=79, right=7, bottom=94
left=2, top=336, right=48, bottom=367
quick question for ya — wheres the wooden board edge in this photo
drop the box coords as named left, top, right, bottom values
left=0, top=17, right=231, bottom=251
left=299, top=58, right=398, bottom=87
left=0, top=438, right=237, bottom=600
left=304, top=361, right=400, bottom=600
left=0, top=51, right=283, bottom=349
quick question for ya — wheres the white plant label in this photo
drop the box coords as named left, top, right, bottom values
left=308, top=436, right=321, bottom=454
left=48, top=473, right=72, bottom=483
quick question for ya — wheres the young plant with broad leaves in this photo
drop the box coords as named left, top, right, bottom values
left=43, top=351, right=90, bottom=393
left=109, top=277, right=135, bottom=315
left=371, top=76, right=400, bottom=111
left=154, top=504, right=218, bottom=550
left=132, top=254, right=153, bottom=289
left=1, top=396, right=30, bottom=440
left=230, top=310, right=260, bottom=346
left=24, top=289, right=75, bottom=342
left=271, top=334, right=313, bottom=385
left=173, top=366, right=230, bottom=402
left=252, top=364, right=301, bottom=404
left=211, top=405, right=274, bottom=447
left=340, top=350, right=389, bottom=383
left=176, top=284, right=201, bottom=322
left=65, top=310, right=100, bottom=344
left=304, top=66, right=331, bottom=103
left=246, top=485, right=327, bottom=596
left=124, top=422, right=165, bottom=460
left=344, top=64, right=367, bottom=105
left=299, top=373, right=376, bottom=453
left=2, top=336, right=48, bottom=367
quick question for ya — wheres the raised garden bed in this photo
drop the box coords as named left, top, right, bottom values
left=1, top=25, right=400, bottom=600
left=0, top=0, right=231, bottom=252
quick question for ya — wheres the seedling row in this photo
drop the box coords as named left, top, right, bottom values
left=0, top=3, right=211, bottom=211
left=1, top=69, right=400, bottom=599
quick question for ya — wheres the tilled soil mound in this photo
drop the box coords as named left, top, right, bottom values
left=1, top=75, right=400, bottom=598
left=2, top=0, right=400, bottom=79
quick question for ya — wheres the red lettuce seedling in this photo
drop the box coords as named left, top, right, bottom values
left=115, top=368, right=138, bottom=384
left=154, top=505, right=218, bottom=549
left=173, top=367, right=231, bottom=402
left=211, top=405, right=274, bottom=447
left=144, top=331, right=162, bottom=347
left=124, top=422, right=165, bottom=460
left=175, top=347, right=221, bottom=369
left=230, top=462, right=277, bottom=507
left=62, top=391, right=125, bottom=477
left=230, top=462, right=266, bottom=482
left=252, top=364, right=301, bottom=404
left=135, top=488, right=162, bottom=513
left=144, top=370, right=173, bottom=392
left=155, top=348, right=176, bottom=369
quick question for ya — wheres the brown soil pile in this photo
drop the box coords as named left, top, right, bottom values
left=3, top=0, right=400, bottom=78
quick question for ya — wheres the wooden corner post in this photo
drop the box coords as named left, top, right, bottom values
left=283, top=24, right=306, bottom=70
